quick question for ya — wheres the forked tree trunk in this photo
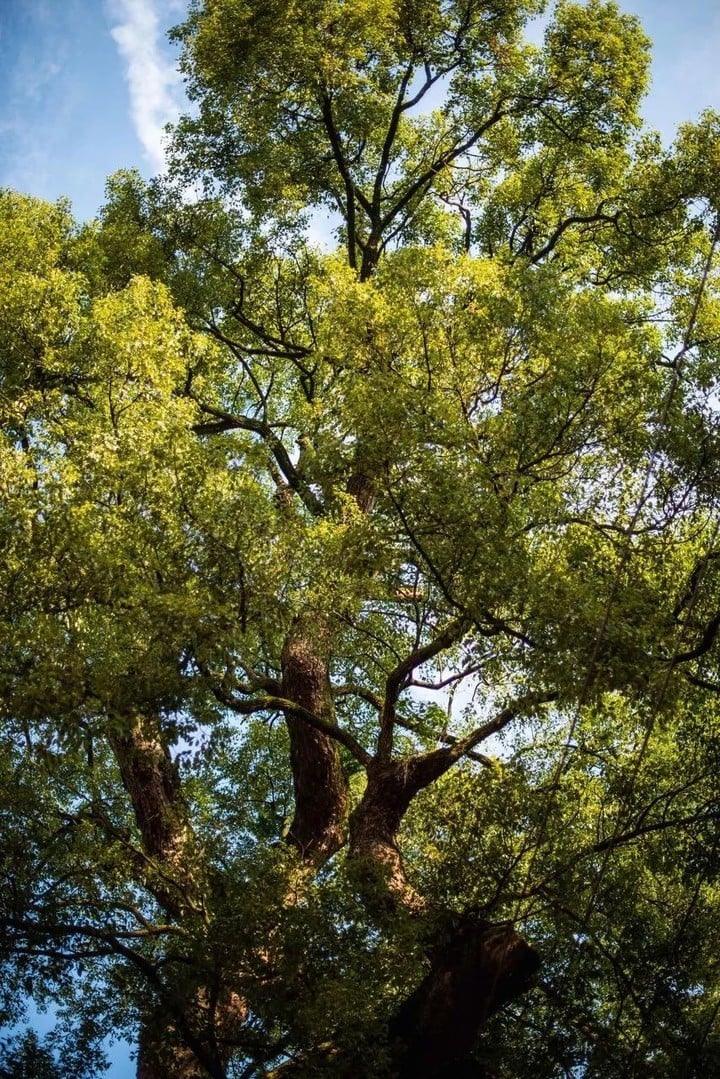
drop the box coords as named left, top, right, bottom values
left=348, top=758, right=541, bottom=1077
left=348, top=760, right=428, bottom=913
left=136, top=989, right=247, bottom=1079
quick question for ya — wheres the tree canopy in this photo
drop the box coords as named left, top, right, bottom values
left=3, top=2, right=720, bottom=1076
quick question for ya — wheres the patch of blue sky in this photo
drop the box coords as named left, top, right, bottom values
left=0, top=2, right=719, bottom=224
left=0, top=1, right=185, bottom=221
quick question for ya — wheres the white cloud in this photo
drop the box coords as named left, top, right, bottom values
left=107, top=0, right=186, bottom=174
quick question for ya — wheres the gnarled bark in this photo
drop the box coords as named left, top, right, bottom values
left=389, top=914, right=541, bottom=1079
left=109, top=713, right=194, bottom=918
left=281, top=616, right=349, bottom=864
left=348, top=749, right=467, bottom=913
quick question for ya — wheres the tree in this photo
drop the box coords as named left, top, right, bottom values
left=2, top=1, right=720, bottom=1075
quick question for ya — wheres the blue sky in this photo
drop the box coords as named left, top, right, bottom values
left=1, top=1, right=719, bottom=223
left=0, top=0, right=186, bottom=220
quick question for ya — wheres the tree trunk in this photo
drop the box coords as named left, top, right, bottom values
left=265, top=915, right=540, bottom=1079
left=348, top=759, right=541, bottom=1077
left=136, top=1031, right=206, bottom=1079
left=388, top=914, right=541, bottom=1079
left=348, top=761, right=426, bottom=913
left=281, top=616, right=349, bottom=864
left=136, top=988, right=247, bottom=1079
left=109, top=713, right=194, bottom=917
left=109, top=716, right=240, bottom=1079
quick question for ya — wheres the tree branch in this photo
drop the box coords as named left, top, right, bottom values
left=378, top=616, right=471, bottom=761
left=191, top=400, right=324, bottom=516
left=209, top=682, right=372, bottom=767
left=400, top=691, right=559, bottom=793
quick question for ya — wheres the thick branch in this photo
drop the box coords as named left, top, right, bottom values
left=350, top=693, right=557, bottom=912
left=389, top=915, right=541, bottom=1079
left=670, top=610, right=720, bottom=665
left=209, top=683, right=372, bottom=767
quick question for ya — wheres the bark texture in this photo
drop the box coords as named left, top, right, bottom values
left=281, top=616, right=349, bottom=863
left=136, top=1030, right=205, bottom=1079
left=109, top=716, right=243, bottom=1079
left=389, top=915, right=541, bottom=1079
left=109, top=714, right=193, bottom=917
left=348, top=752, right=463, bottom=912
left=136, top=989, right=247, bottom=1079
left=349, top=760, right=427, bottom=912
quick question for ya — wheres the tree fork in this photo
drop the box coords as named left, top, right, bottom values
left=348, top=761, right=541, bottom=1076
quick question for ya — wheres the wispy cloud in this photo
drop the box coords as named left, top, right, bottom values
left=107, top=0, right=186, bottom=173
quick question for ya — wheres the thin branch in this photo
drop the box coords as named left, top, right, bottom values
left=436, top=691, right=559, bottom=768
left=372, top=62, right=416, bottom=219
left=191, top=399, right=324, bottom=516
left=592, top=808, right=719, bottom=853
left=528, top=207, right=620, bottom=264
left=670, top=610, right=720, bottom=666
left=319, top=91, right=372, bottom=267
left=332, top=683, right=383, bottom=711
left=378, top=616, right=472, bottom=761
left=408, top=662, right=483, bottom=691
left=379, top=99, right=509, bottom=235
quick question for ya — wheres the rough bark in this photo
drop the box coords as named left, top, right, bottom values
left=136, top=988, right=247, bottom=1079
left=265, top=916, right=540, bottom=1079
left=348, top=759, right=541, bottom=1078
left=109, top=714, right=194, bottom=917
left=281, top=616, right=349, bottom=864
left=348, top=751, right=463, bottom=913
left=109, top=716, right=246, bottom=1079
left=389, top=915, right=541, bottom=1078
left=136, top=1030, right=206, bottom=1079
left=348, top=760, right=427, bottom=912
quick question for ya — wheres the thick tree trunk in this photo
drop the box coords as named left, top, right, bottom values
left=136, top=1031, right=206, bottom=1079
left=348, top=759, right=541, bottom=1077
left=281, top=616, right=349, bottom=863
left=389, top=914, right=541, bottom=1079
left=109, top=716, right=244, bottom=1079
left=109, top=713, right=194, bottom=917
left=348, top=761, right=426, bottom=912
left=266, top=916, right=540, bottom=1079
left=136, top=988, right=247, bottom=1079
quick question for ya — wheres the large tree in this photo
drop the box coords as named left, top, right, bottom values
left=3, top=1, right=720, bottom=1075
